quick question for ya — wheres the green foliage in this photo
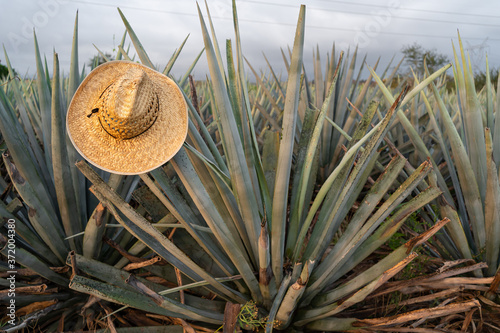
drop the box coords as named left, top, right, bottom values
left=401, top=42, right=449, bottom=77
left=0, top=62, right=8, bottom=79
left=88, top=52, right=115, bottom=69
left=387, top=232, right=406, bottom=250
left=474, top=67, right=499, bottom=91
left=399, top=254, right=430, bottom=280
left=238, top=301, right=272, bottom=330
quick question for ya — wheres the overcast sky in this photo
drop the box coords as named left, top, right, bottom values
left=1, top=0, right=500, bottom=81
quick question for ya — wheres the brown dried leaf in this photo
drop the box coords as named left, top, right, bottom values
left=355, top=300, right=480, bottom=328
left=16, top=299, right=58, bottom=316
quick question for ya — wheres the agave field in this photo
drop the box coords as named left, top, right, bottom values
left=1, top=1, right=500, bottom=332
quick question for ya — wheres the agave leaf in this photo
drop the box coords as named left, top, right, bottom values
left=198, top=3, right=262, bottom=265
left=493, top=74, right=500, bottom=163
left=307, top=154, right=405, bottom=287
left=333, top=57, right=379, bottom=161
left=67, top=11, right=79, bottom=103
left=265, top=274, right=292, bottom=333
left=32, top=30, right=54, bottom=182
left=485, top=55, right=494, bottom=130
left=203, top=0, right=227, bottom=86
left=261, top=129, right=280, bottom=195
left=418, top=80, right=466, bottom=208
left=326, top=184, right=442, bottom=294
left=258, top=221, right=275, bottom=309
left=304, top=87, right=409, bottom=263
left=179, top=48, right=205, bottom=88
left=171, top=149, right=262, bottom=302
left=313, top=245, right=408, bottom=308
left=369, top=63, right=451, bottom=109
left=184, top=143, right=231, bottom=188
left=425, top=88, right=474, bottom=253
left=455, top=34, right=487, bottom=203
left=246, top=58, right=283, bottom=119
left=70, top=274, right=223, bottom=323
left=68, top=252, right=162, bottom=293
left=253, top=101, right=281, bottom=132
left=69, top=252, right=226, bottom=313
left=163, top=34, right=190, bottom=75
left=303, top=219, right=455, bottom=330
left=93, top=44, right=111, bottom=63
left=293, top=110, right=383, bottom=262
left=117, top=44, right=132, bottom=61
left=232, top=0, right=272, bottom=237
left=65, top=12, right=88, bottom=231
left=82, top=203, right=107, bottom=259
left=305, top=318, right=357, bottom=332
left=328, top=46, right=357, bottom=165
left=127, top=275, right=224, bottom=324
left=51, top=52, right=81, bottom=252
left=115, top=30, right=127, bottom=61
left=262, top=52, right=285, bottom=101
left=77, top=160, right=247, bottom=304
left=287, top=53, right=343, bottom=258
left=371, top=63, right=457, bottom=198
left=314, top=46, right=325, bottom=108
left=0, top=199, right=60, bottom=265
left=101, top=187, right=244, bottom=300
left=438, top=198, right=474, bottom=262
left=146, top=170, right=236, bottom=276
left=271, top=5, right=306, bottom=284
left=175, top=80, right=228, bottom=175
left=408, top=73, right=456, bottom=206
left=295, top=253, right=418, bottom=326
left=225, top=40, right=244, bottom=138
left=280, top=47, right=290, bottom=73
left=2, top=153, right=67, bottom=263
left=285, top=108, right=320, bottom=256
left=429, top=78, right=486, bottom=252
left=275, top=260, right=313, bottom=329
left=484, top=128, right=500, bottom=275
left=313, top=219, right=451, bottom=309
left=305, top=161, right=438, bottom=300
left=117, top=8, right=154, bottom=68
left=0, top=238, right=68, bottom=286
left=2, top=47, right=47, bottom=180
left=2, top=61, right=42, bottom=141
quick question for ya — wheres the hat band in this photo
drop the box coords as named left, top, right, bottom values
left=98, top=107, right=159, bottom=140
left=89, top=81, right=160, bottom=140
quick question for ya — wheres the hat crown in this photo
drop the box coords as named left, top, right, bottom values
left=96, top=67, right=159, bottom=140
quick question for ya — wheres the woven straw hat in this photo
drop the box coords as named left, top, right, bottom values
left=67, top=61, right=188, bottom=175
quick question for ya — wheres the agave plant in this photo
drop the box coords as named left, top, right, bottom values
left=369, top=33, right=500, bottom=291
left=0, top=1, right=460, bottom=331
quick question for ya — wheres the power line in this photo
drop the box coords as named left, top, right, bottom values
left=65, top=0, right=500, bottom=42
left=67, top=0, right=201, bottom=17
left=314, top=0, right=500, bottom=20
left=239, top=0, right=500, bottom=28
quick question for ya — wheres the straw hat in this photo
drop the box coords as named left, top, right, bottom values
left=67, top=61, right=188, bottom=175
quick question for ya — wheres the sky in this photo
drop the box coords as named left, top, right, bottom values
left=1, top=0, right=500, bottom=81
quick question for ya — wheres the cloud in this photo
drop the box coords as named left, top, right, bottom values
left=1, top=0, right=499, bottom=81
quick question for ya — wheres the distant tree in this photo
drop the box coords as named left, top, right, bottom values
left=401, top=43, right=449, bottom=77
left=0, top=61, right=9, bottom=80
left=88, top=52, right=115, bottom=70
left=474, top=67, right=499, bottom=91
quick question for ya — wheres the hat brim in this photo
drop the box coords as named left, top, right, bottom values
left=67, top=61, right=188, bottom=175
